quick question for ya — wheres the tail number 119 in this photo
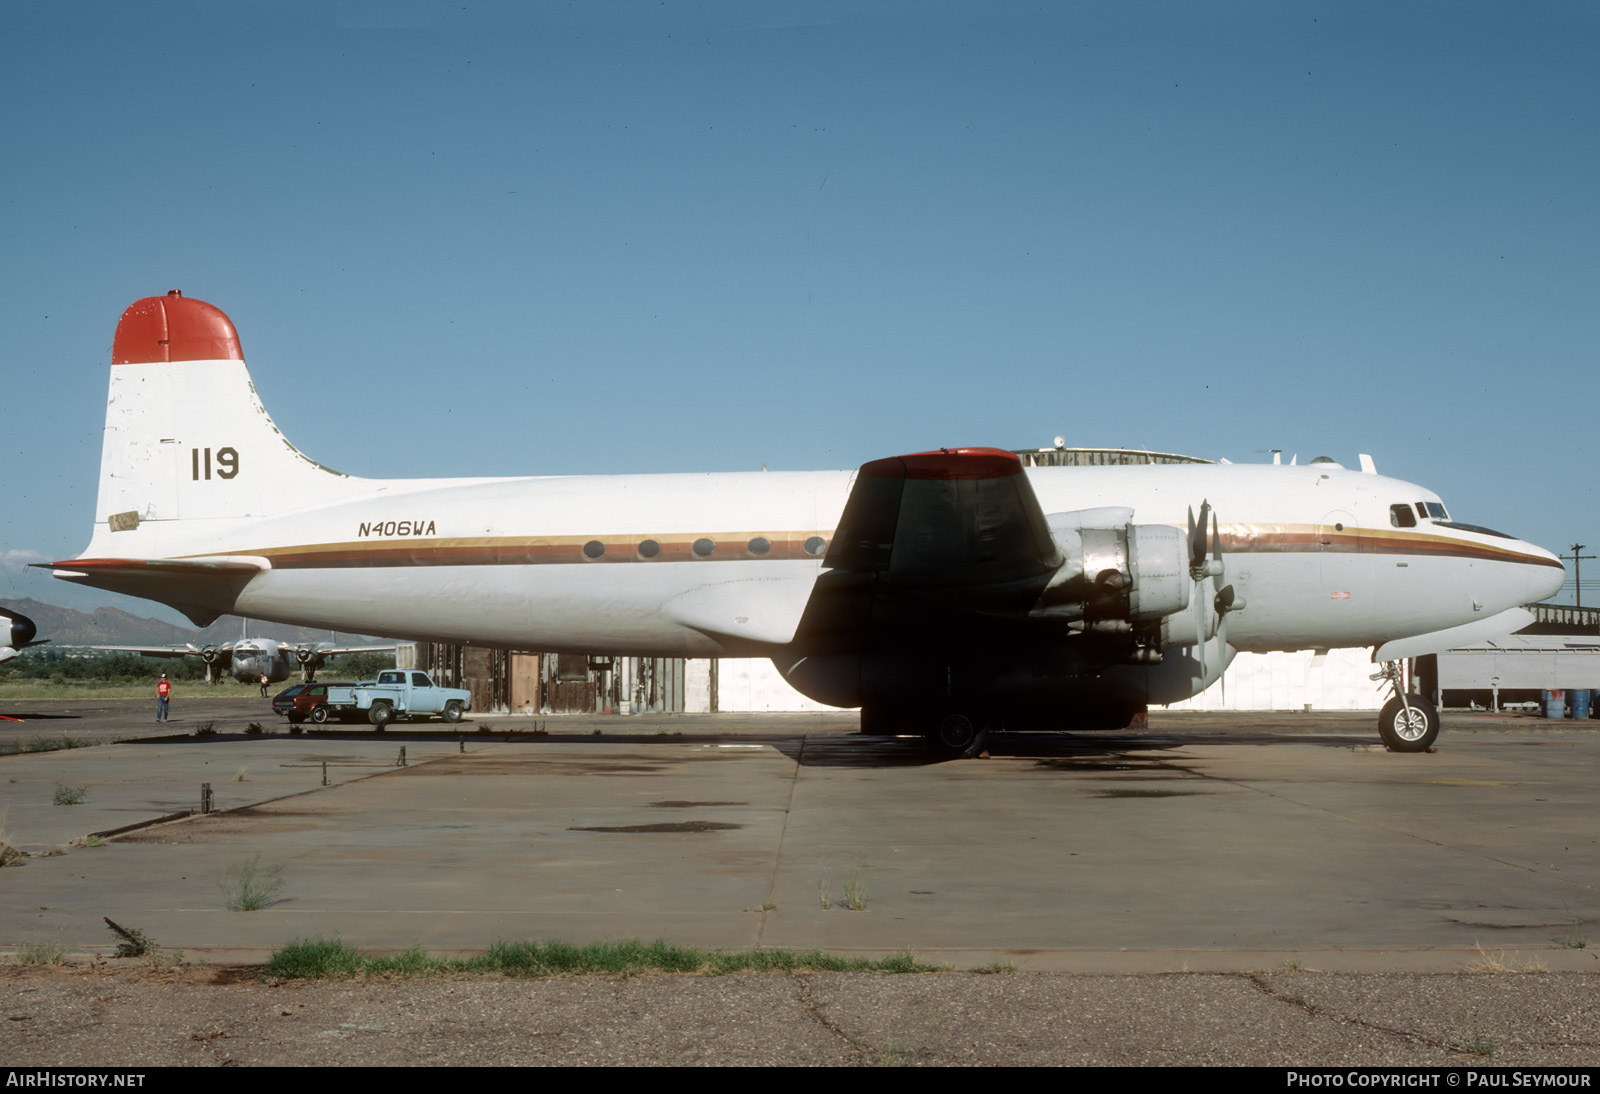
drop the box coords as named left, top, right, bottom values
left=192, top=447, right=239, bottom=480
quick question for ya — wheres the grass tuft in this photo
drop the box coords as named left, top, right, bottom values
left=1464, top=942, right=1547, bottom=974
left=263, top=937, right=946, bottom=980
left=15, top=942, right=66, bottom=965
left=264, top=937, right=365, bottom=979
left=52, top=784, right=86, bottom=806
left=219, top=852, right=285, bottom=911
left=842, top=869, right=869, bottom=911
left=0, top=809, right=23, bottom=867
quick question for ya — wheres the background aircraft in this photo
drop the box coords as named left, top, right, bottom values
left=1, top=606, right=48, bottom=664
left=97, top=635, right=396, bottom=685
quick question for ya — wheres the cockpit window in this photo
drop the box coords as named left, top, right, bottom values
left=1414, top=501, right=1450, bottom=521
left=1390, top=504, right=1417, bottom=528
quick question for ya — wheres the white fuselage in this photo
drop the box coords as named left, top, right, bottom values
left=75, top=461, right=1561, bottom=659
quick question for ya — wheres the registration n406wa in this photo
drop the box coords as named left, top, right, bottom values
left=51, top=292, right=1564, bottom=753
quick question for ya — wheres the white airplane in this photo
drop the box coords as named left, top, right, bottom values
left=94, top=634, right=397, bottom=685
left=48, top=291, right=1564, bottom=754
left=1, top=606, right=48, bottom=664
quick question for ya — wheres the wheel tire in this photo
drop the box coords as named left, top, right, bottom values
left=369, top=703, right=394, bottom=729
left=442, top=700, right=464, bottom=724
left=310, top=705, right=329, bottom=725
left=932, top=713, right=987, bottom=758
left=1378, top=695, right=1439, bottom=752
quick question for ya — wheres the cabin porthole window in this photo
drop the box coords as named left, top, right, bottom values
left=637, top=539, right=661, bottom=559
left=804, top=536, right=827, bottom=556
left=693, top=538, right=715, bottom=558
left=583, top=540, right=605, bottom=559
left=747, top=536, right=771, bottom=555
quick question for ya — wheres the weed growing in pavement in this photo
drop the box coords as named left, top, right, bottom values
left=0, top=810, right=23, bottom=867
left=219, top=852, right=285, bottom=911
left=842, top=868, right=868, bottom=911
left=52, top=784, right=86, bottom=806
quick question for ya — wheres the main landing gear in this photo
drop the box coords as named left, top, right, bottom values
left=856, top=704, right=991, bottom=759
left=1371, top=662, right=1439, bottom=753
left=933, top=712, right=989, bottom=759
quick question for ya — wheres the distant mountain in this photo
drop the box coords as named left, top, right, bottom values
left=1, top=598, right=387, bottom=649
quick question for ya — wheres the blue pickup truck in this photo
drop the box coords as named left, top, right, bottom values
left=324, top=671, right=473, bottom=727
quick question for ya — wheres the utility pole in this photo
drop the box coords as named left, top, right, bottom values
left=1563, top=544, right=1596, bottom=608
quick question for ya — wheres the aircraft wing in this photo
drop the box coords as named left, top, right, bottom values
left=93, top=645, right=206, bottom=659
left=824, top=448, right=1061, bottom=585
left=311, top=645, right=398, bottom=656
left=797, top=448, right=1064, bottom=649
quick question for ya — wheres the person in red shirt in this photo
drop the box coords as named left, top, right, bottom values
left=157, top=673, right=172, bottom=722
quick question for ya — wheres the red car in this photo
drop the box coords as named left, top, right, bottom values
left=271, top=683, right=349, bottom=725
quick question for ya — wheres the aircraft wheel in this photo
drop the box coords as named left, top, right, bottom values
left=310, top=705, right=329, bottom=725
left=1378, top=695, right=1438, bottom=753
left=442, top=700, right=464, bottom=724
left=931, top=713, right=988, bottom=758
left=369, top=702, right=394, bottom=729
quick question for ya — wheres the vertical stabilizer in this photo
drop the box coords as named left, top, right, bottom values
left=95, top=291, right=362, bottom=538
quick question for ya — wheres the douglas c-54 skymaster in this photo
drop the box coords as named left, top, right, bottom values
left=50, top=292, right=1564, bottom=754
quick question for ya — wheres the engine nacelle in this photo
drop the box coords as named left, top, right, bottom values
left=1038, top=508, right=1188, bottom=624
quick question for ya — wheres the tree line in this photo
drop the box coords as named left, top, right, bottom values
left=0, top=649, right=396, bottom=684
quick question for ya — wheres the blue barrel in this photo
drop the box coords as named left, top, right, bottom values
left=1571, top=690, right=1592, bottom=720
left=1542, top=689, right=1567, bottom=718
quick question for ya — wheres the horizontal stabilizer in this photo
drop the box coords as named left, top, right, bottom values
left=44, top=556, right=266, bottom=628
left=1372, top=607, right=1535, bottom=662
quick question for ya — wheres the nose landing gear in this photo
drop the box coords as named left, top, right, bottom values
left=1372, top=662, right=1439, bottom=752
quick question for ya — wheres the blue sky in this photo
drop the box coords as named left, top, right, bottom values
left=4, top=1, right=1598, bottom=621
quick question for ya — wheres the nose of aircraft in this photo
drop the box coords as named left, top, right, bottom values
left=1518, top=539, right=1565, bottom=605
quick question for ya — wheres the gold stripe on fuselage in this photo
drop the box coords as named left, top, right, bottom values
left=180, top=524, right=1562, bottom=571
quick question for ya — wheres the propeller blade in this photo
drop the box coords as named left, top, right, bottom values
left=1211, top=511, right=1225, bottom=592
